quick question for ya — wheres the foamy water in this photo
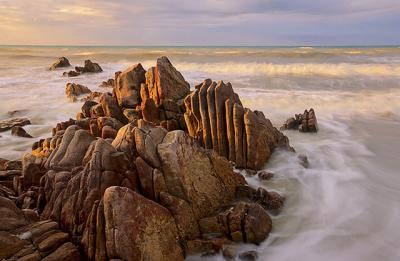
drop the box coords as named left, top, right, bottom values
left=1, top=46, right=400, bottom=261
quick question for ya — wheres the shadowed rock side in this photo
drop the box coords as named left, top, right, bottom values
left=0, top=196, right=81, bottom=260
left=1, top=56, right=292, bottom=260
left=184, top=79, right=292, bottom=170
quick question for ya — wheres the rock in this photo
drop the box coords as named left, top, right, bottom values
left=232, top=103, right=246, bottom=168
left=99, top=78, right=115, bottom=88
left=103, top=186, right=184, bottom=260
left=236, top=185, right=285, bottom=211
left=134, top=122, right=167, bottom=169
left=11, top=126, right=33, bottom=138
left=183, top=79, right=290, bottom=170
left=146, top=56, right=190, bottom=106
left=75, top=60, right=103, bottom=73
left=159, top=191, right=200, bottom=240
left=41, top=242, right=81, bottom=261
left=157, top=130, right=245, bottom=220
left=65, top=83, right=91, bottom=101
left=141, top=98, right=159, bottom=123
left=49, top=57, right=70, bottom=70
left=5, top=160, right=22, bottom=170
left=0, top=196, right=27, bottom=230
left=214, top=81, right=239, bottom=158
left=0, top=118, right=31, bottom=132
left=97, top=117, right=124, bottom=131
left=63, top=70, right=80, bottom=77
left=115, top=63, right=146, bottom=108
left=298, top=154, right=310, bottom=168
left=123, top=108, right=142, bottom=122
left=258, top=170, right=274, bottom=180
left=101, top=126, right=117, bottom=139
left=239, top=250, right=258, bottom=260
left=100, top=94, right=128, bottom=124
left=281, top=108, right=318, bottom=132
left=198, top=79, right=213, bottom=149
left=81, top=101, right=98, bottom=118
left=223, top=245, right=237, bottom=259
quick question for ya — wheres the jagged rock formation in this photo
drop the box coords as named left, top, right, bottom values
left=2, top=56, right=292, bottom=259
left=281, top=108, right=318, bottom=132
left=184, top=79, right=291, bottom=170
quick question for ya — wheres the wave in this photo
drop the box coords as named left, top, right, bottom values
left=173, top=62, right=400, bottom=77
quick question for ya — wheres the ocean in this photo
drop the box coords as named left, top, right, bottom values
left=1, top=46, right=400, bottom=260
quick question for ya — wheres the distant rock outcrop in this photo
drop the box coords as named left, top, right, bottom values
left=281, top=108, right=318, bottom=132
left=49, top=57, right=71, bottom=70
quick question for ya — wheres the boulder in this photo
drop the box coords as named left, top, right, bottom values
left=102, top=186, right=184, bottom=260
left=63, top=70, right=80, bottom=77
left=11, top=126, right=33, bottom=138
left=65, top=83, right=91, bottom=102
left=157, top=130, right=245, bottom=220
left=99, top=78, right=115, bottom=88
left=0, top=118, right=31, bottom=132
left=81, top=101, right=98, bottom=118
left=49, top=57, right=70, bottom=70
left=146, top=56, right=190, bottom=106
left=115, top=63, right=146, bottom=108
left=99, top=93, right=128, bottom=124
left=75, top=60, right=103, bottom=73
left=281, top=108, right=318, bottom=132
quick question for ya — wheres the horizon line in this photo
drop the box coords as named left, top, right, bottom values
left=0, top=44, right=399, bottom=48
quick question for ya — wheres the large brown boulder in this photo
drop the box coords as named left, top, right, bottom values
left=115, top=63, right=146, bottom=108
left=102, top=186, right=184, bottom=260
left=146, top=56, right=190, bottom=106
left=157, top=130, right=246, bottom=220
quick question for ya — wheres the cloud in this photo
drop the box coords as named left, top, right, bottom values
left=0, top=0, right=399, bottom=45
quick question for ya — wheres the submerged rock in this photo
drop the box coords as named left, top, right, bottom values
left=11, top=126, right=33, bottom=138
left=63, top=70, right=80, bottom=77
left=0, top=117, right=31, bottom=132
left=49, top=57, right=71, bottom=70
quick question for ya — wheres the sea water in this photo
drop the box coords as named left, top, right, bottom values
left=0, top=46, right=399, bottom=261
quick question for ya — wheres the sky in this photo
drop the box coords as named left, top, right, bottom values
left=0, top=0, right=399, bottom=46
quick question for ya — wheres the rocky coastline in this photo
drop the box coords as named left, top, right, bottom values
left=0, top=56, right=316, bottom=260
